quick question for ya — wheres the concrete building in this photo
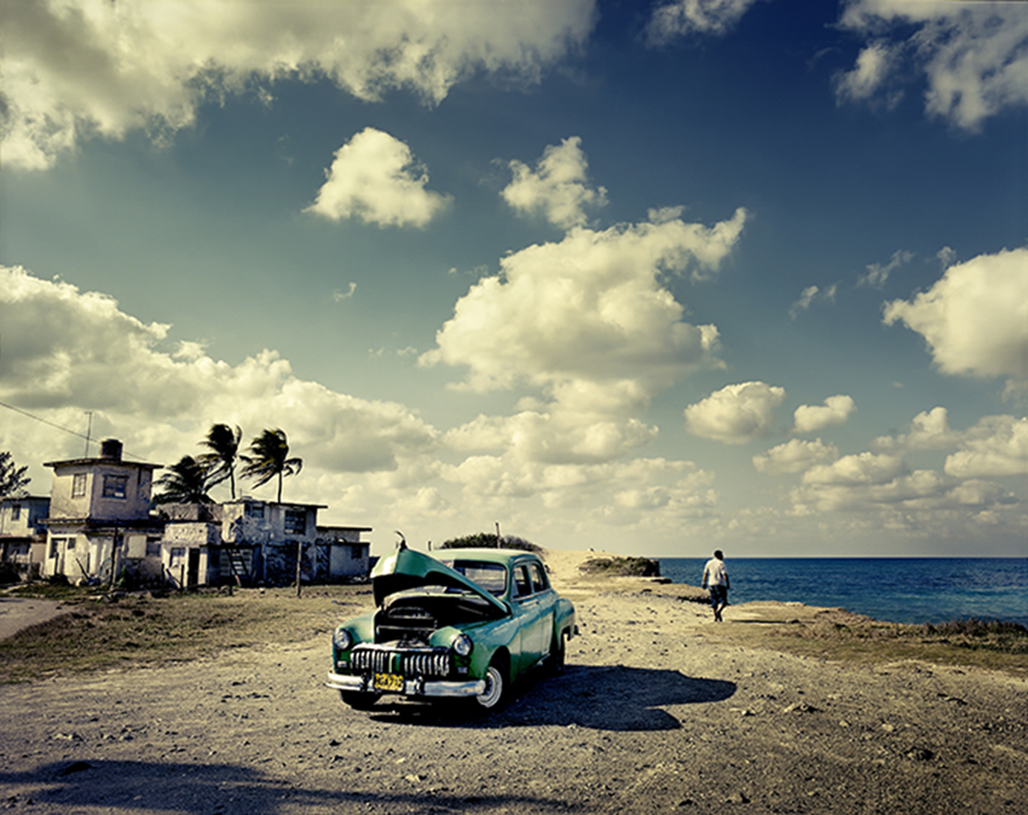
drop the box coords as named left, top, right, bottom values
left=160, top=498, right=328, bottom=588
left=29, top=437, right=372, bottom=588
left=315, top=525, right=373, bottom=581
left=42, top=439, right=164, bottom=585
left=0, top=495, right=50, bottom=579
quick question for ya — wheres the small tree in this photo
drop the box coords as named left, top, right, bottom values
left=198, top=423, right=242, bottom=500
left=0, top=451, right=30, bottom=498
left=153, top=456, right=214, bottom=504
left=240, top=428, right=303, bottom=503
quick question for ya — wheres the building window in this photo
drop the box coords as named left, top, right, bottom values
left=349, top=545, right=363, bottom=560
left=146, top=538, right=162, bottom=557
left=284, top=509, right=306, bottom=535
left=66, top=536, right=76, bottom=550
left=245, top=503, right=264, bottom=519
left=10, top=505, right=21, bottom=521
left=50, top=538, right=64, bottom=558
left=102, top=474, right=128, bottom=499
left=72, top=473, right=87, bottom=498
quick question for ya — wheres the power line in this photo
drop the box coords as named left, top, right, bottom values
left=0, top=400, right=91, bottom=441
left=0, top=400, right=154, bottom=463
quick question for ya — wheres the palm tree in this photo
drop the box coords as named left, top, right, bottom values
left=153, top=456, right=213, bottom=504
left=0, top=451, right=30, bottom=499
left=240, top=428, right=303, bottom=503
left=198, top=423, right=242, bottom=500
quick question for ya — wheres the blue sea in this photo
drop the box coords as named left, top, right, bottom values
left=657, top=558, right=1028, bottom=627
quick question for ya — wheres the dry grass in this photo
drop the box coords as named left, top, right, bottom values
left=708, top=610, right=1028, bottom=677
left=0, top=585, right=375, bottom=683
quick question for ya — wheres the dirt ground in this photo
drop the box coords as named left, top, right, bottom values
left=1, top=550, right=1026, bottom=814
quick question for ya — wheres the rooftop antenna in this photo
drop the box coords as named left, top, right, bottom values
left=83, top=411, right=93, bottom=457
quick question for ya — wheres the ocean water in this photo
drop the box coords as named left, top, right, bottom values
left=657, top=558, right=1028, bottom=627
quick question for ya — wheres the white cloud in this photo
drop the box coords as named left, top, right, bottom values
left=883, top=248, right=1028, bottom=382
left=684, top=381, right=786, bottom=444
left=502, top=137, right=608, bottom=230
left=333, top=283, right=358, bottom=301
left=0, top=265, right=438, bottom=490
left=421, top=206, right=747, bottom=400
left=945, top=416, right=1028, bottom=479
left=445, top=400, right=658, bottom=466
left=646, top=0, right=762, bottom=44
left=834, top=38, right=903, bottom=107
left=874, top=406, right=959, bottom=452
left=753, top=438, right=839, bottom=475
left=0, top=0, right=597, bottom=170
left=857, top=249, right=913, bottom=289
left=788, top=451, right=1018, bottom=526
left=788, top=283, right=837, bottom=320
left=803, top=452, right=906, bottom=487
left=305, top=128, right=451, bottom=228
left=837, top=0, right=1028, bottom=131
left=792, top=395, right=856, bottom=434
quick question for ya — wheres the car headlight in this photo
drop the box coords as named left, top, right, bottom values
left=452, top=633, right=473, bottom=657
left=333, top=627, right=353, bottom=650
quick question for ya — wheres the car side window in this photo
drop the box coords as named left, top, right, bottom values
left=528, top=562, right=548, bottom=593
left=514, top=565, right=532, bottom=598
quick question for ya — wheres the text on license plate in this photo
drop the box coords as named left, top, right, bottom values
left=374, top=672, right=404, bottom=692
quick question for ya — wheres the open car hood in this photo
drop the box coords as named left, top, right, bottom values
left=372, top=546, right=510, bottom=616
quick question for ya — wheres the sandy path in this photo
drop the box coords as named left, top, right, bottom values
left=0, top=597, right=69, bottom=641
left=1, top=550, right=1025, bottom=814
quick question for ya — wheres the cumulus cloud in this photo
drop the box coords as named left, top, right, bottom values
left=883, top=248, right=1028, bottom=382
left=792, top=395, right=856, bottom=434
left=836, top=0, right=1028, bottom=131
left=421, top=205, right=748, bottom=401
left=646, top=0, right=763, bottom=44
left=0, top=0, right=597, bottom=170
left=501, top=137, right=608, bottom=230
left=442, top=454, right=716, bottom=526
left=945, top=416, right=1028, bottom=479
left=305, top=128, right=451, bottom=228
left=874, top=406, right=959, bottom=452
left=753, top=438, right=839, bottom=475
left=684, top=382, right=786, bottom=444
left=0, top=265, right=438, bottom=486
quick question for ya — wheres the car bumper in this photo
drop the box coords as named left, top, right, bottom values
left=326, top=671, right=486, bottom=698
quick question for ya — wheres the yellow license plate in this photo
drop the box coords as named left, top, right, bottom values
left=374, top=672, right=404, bottom=692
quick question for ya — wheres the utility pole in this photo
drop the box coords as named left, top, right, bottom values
left=84, top=411, right=93, bottom=457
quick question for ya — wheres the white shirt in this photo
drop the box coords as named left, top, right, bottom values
left=703, top=557, right=728, bottom=587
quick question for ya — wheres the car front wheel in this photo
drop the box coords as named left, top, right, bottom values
left=476, top=660, right=507, bottom=709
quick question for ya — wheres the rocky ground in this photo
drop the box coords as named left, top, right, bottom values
left=1, top=550, right=1026, bottom=814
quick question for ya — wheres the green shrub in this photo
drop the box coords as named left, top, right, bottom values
left=439, top=533, right=541, bottom=553
left=579, top=557, right=661, bottom=577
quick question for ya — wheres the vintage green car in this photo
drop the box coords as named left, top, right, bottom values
left=326, top=543, right=577, bottom=710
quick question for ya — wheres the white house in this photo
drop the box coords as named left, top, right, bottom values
left=33, top=437, right=373, bottom=589
left=0, top=495, right=50, bottom=578
left=158, top=501, right=372, bottom=588
left=42, top=439, right=164, bottom=585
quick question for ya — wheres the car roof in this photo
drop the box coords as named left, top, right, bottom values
left=434, top=547, right=541, bottom=566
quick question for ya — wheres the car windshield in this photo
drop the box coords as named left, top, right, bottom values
left=441, top=560, right=508, bottom=597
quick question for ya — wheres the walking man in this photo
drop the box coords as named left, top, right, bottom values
left=702, top=550, right=730, bottom=622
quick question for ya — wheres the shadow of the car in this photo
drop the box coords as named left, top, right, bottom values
left=366, top=664, right=736, bottom=731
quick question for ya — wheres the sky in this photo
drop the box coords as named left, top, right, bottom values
left=1, top=0, right=1026, bottom=559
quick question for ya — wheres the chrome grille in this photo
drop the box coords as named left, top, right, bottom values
left=351, top=645, right=452, bottom=678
